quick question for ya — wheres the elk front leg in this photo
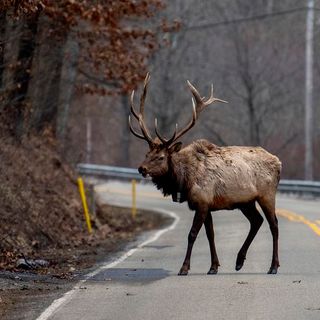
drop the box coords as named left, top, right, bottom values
left=178, top=208, right=207, bottom=276
left=204, top=212, right=220, bottom=274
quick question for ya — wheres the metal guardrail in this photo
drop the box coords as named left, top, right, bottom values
left=77, top=163, right=142, bottom=180
left=77, top=164, right=320, bottom=196
left=278, top=179, right=320, bottom=196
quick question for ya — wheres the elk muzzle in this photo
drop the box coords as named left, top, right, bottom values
left=138, top=165, right=148, bottom=177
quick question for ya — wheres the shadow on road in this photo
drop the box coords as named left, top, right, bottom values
left=88, top=268, right=171, bottom=283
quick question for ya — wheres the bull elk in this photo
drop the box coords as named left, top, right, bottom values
left=129, top=74, right=281, bottom=275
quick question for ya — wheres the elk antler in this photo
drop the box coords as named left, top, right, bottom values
left=128, top=73, right=154, bottom=146
left=154, top=118, right=178, bottom=146
left=129, top=76, right=227, bottom=148
left=160, top=81, right=227, bottom=144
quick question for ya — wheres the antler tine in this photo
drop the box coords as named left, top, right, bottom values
left=137, top=73, right=154, bottom=143
left=206, top=84, right=228, bottom=105
left=187, top=80, right=203, bottom=109
left=154, top=118, right=167, bottom=144
left=167, top=81, right=226, bottom=145
left=129, top=115, right=146, bottom=140
left=139, top=72, right=150, bottom=116
left=138, top=115, right=154, bottom=144
left=172, top=101, right=197, bottom=142
left=155, top=118, right=178, bottom=146
left=165, top=123, right=178, bottom=146
left=130, top=90, right=139, bottom=120
left=187, top=80, right=228, bottom=112
left=128, top=73, right=154, bottom=146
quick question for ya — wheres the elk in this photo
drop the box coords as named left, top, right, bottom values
left=129, top=74, right=281, bottom=275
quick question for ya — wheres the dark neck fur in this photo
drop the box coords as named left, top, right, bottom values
left=152, top=171, right=177, bottom=196
left=151, top=156, right=184, bottom=197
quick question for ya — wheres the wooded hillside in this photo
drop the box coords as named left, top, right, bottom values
left=1, top=0, right=319, bottom=267
left=0, top=0, right=172, bottom=267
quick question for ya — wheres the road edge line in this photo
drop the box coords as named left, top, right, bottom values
left=35, top=208, right=180, bottom=320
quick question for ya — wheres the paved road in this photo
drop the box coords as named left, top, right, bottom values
left=38, top=181, right=320, bottom=320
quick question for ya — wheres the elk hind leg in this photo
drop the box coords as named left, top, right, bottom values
left=258, top=196, right=279, bottom=274
left=236, top=201, right=264, bottom=271
left=204, top=212, right=220, bottom=274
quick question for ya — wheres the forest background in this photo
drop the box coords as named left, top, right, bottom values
left=1, top=0, right=320, bottom=180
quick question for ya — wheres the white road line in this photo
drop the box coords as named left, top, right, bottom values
left=35, top=208, right=180, bottom=320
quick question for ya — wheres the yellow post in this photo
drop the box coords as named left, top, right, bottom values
left=77, top=177, right=92, bottom=234
left=132, top=179, right=137, bottom=219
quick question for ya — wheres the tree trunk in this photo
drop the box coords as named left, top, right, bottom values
left=247, top=96, right=260, bottom=146
left=28, top=16, right=67, bottom=134
left=56, top=36, right=79, bottom=145
left=12, top=15, right=39, bottom=137
left=120, top=94, right=131, bottom=166
left=0, top=11, right=6, bottom=89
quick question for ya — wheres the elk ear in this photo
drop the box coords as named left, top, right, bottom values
left=168, top=142, right=182, bottom=154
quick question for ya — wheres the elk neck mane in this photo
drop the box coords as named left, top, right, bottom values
left=151, top=162, right=181, bottom=198
left=151, top=139, right=219, bottom=200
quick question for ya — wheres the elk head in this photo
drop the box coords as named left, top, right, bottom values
left=129, top=73, right=227, bottom=179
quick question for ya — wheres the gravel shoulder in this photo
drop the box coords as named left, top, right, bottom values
left=0, top=205, right=172, bottom=320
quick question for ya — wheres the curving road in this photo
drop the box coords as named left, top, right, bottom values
left=37, top=181, right=320, bottom=320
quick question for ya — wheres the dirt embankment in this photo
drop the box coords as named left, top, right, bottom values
left=0, top=132, right=170, bottom=319
left=0, top=204, right=170, bottom=320
left=0, top=132, right=85, bottom=268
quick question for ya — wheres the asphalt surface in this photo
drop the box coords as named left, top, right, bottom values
left=37, top=181, right=320, bottom=320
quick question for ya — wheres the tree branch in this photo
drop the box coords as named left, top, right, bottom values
left=78, top=68, right=121, bottom=89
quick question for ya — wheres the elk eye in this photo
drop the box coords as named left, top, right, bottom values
left=158, top=155, right=165, bottom=160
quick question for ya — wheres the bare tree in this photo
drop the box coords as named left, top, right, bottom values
left=61, top=0, right=320, bottom=180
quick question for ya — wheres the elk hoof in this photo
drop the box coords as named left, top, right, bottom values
left=178, top=268, right=188, bottom=276
left=267, top=267, right=278, bottom=274
left=235, top=264, right=243, bottom=271
left=235, top=256, right=246, bottom=271
left=207, top=268, right=218, bottom=275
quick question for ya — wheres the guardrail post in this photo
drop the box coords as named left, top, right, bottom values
left=77, top=177, right=93, bottom=234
